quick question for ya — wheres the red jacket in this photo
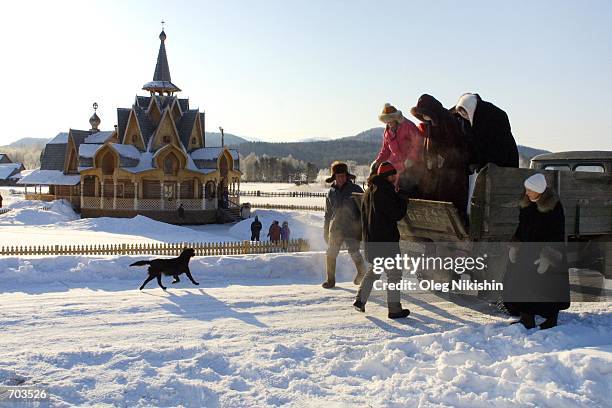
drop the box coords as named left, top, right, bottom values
left=375, top=119, right=424, bottom=173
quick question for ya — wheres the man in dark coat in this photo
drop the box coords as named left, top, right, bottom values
left=250, top=216, right=262, bottom=241
left=503, top=173, right=570, bottom=330
left=177, top=203, right=185, bottom=219
left=410, top=94, right=470, bottom=216
left=354, top=162, right=410, bottom=319
left=452, top=93, right=519, bottom=171
left=322, top=161, right=367, bottom=288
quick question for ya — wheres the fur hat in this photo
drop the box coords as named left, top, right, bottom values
left=378, top=103, right=404, bottom=124
left=410, top=94, right=445, bottom=126
left=524, top=173, right=547, bottom=194
left=377, top=161, right=397, bottom=178
left=325, top=161, right=356, bottom=183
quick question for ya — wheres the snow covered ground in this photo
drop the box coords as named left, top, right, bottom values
left=1, top=254, right=610, bottom=407
left=0, top=200, right=326, bottom=249
left=1, top=186, right=611, bottom=407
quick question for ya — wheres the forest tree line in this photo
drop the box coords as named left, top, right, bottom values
left=240, top=153, right=319, bottom=183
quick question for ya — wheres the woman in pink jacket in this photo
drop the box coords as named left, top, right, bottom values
left=374, top=103, right=424, bottom=190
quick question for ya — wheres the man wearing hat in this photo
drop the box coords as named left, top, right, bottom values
left=503, top=173, right=570, bottom=330
left=374, top=103, right=424, bottom=188
left=354, top=161, right=411, bottom=319
left=322, top=161, right=367, bottom=288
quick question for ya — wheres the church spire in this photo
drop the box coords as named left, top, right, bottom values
left=142, top=26, right=181, bottom=95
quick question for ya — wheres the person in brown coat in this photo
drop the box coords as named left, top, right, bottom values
left=410, top=94, right=470, bottom=216
left=267, top=220, right=281, bottom=243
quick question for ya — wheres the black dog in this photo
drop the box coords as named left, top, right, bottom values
left=130, top=248, right=199, bottom=290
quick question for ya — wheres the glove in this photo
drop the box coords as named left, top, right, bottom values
left=508, top=246, right=518, bottom=263
left=534, top=257, right=551, bottom=274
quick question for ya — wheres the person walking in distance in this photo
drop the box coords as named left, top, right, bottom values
left=322, top=161, right=367, bottom=288
left=280, top=221, right=291, bottom=251
left=354, top=162, right=411, bottom=319
left=268, top=220, right=281, bottom=243
left=250, top=215, right=262, bottom=241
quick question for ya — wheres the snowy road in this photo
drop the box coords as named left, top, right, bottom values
left=1, top=254, right=610, bottom=407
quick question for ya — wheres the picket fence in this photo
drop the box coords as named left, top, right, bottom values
left=0, top=208, right=11, bottom=215
left=0, top=239, right=310, bottom=257
left=249, top=203, right=324, bottom=211
left=239, top=190, right=326, bottom=198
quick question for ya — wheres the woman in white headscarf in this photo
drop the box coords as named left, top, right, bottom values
left=453, top=93, right=519, bottom=171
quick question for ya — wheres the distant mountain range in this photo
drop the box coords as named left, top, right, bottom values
left=204, top=132, right=249, bottom=147
left=2, top=137, right=50, bottom=148
left=2, top=128, right=549, bottom=169
left=229, top=127, right=549, bottom=168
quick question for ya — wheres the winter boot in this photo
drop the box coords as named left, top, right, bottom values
left=510, top=312, right=536, bottom=329
left=539, top=312, right=558, bottom=330
left=353, top=299, right=365, bottom=313
left=352, top=255, right=367, bottom=285
left=388, top=303, right=410, bottom=319
left=322, top=256, right=336, bottom=289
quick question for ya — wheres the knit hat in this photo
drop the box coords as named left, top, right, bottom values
left=325, top=161, right=356, bottom=183
left=455, top=93, right=478, bottom=125
left=378, top=103, right=404, bottom=124
left=377, top=161, right=397, bottom=178
left=524, top=173, right=547, bottom=193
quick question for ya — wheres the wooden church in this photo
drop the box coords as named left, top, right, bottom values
left=19, top=29, right=242, bottom=224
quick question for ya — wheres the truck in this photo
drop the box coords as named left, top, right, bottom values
left=357, top=151, right=612, bottom=303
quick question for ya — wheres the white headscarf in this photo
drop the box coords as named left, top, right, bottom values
left=455, top=93, right=478, bottom=126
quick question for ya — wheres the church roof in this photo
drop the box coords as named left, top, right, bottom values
left=117, top=108, right=131, bottom=143
left=178, top=109, right=199, bottom=148
left=178, top=98, right=189, bottom=112
left=69, top=129, right=90, bottom=149
left=84, top=130, right=114, bottom=144
left=133, top=106, right=156, bottom=148
left=40, top=134, right=69, bottom=171
left=136, top=96, right=151, bottom=109
left=142, top=30, right=181, bottom=93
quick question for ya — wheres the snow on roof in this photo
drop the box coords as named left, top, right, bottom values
left=48, top=132, right=69, bottom=144
left=84, top=131, right=114, bottom=144
left=110, top=143, right=141, bottom=160
left=79, top=143, right=103, bottom=158
left=17, top=169, right=81, bottom=186
left=190, top=147, right=239, bottom=161
left=123, top=152, right=154, bottom=173
left=0, top=163, right=22, bottom=179
left=79, top=143, right=141, bottom=161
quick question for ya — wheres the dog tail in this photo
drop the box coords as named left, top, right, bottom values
left=129, top=260, right=151, bottom=267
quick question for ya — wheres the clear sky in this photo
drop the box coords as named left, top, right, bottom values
left=1, top=0, right=611, bottom=151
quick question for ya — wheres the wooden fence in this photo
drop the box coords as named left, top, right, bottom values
left=0, top=239, right=310, bottom=257
left=239, top=190, right=326, bottom=198
left=250, top=203, right=325, bottom=211
left=0, top=208, right=11, bottom=215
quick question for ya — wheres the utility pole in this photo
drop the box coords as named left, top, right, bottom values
left=219, top=126, right=224, bottom=147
